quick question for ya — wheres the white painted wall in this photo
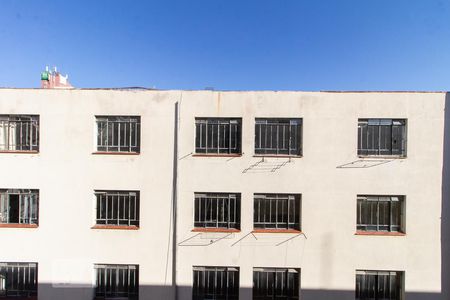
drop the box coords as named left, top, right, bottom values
left=0, top=89, right=446, bottom=299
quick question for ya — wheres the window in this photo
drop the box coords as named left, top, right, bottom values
left=0, top=262, right=37, bottom=298
left=254, top=194, right=300, bottom=231
left=195, top=118, right=242, bottom=155
left=358, top=119, right=406, bottom=157
left=194, top=193, right=240, bottom=230
left=95, top=264, right=138, bottom=299
left=96, top=116, right=140, bottom=153
left=357, top=196, right=404, bottom=233
left=0, top=115, right=39, bottom=152
left=253, top=268, right=300, bottom=300
left=356, top=270, right=403, bottom=300
left=95, top=191, right=139, bottom=227
left=0, top=189, right=38, bottom=225
left=255, top=118, right=302, bottom=156
left=193, top=266, right=239, bottom=300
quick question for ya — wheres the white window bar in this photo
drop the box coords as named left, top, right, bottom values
left=255, top=118, right=302, bottom=156
left=95, top=264, right=138, bottom=299
left=0, top=115, right=39, bottom=152
left=0, top=262, right=37, bottom=297
left=195, top=118, right=242, bottom=154
left=95, top=191, right=140, bottom=227
left=356, top=270, right=403, bottom=300
left=96, top=116, right=140, bottom=153
left=253, top=268, right=300, bottom=300
left=357, top=195, right=403, bottom=232
left=194, top=193, right=240, bottom=229
left=358, top=119, right=406, bottom=156
left=0, top=189, right=39, bottom=225
left=254, top=194, right=301, bottom=230
left=193, top=266, right=239, bottom=300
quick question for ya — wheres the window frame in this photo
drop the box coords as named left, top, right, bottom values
left=356, top=195, right=405, bottom=233
left=194, top=193, right=241, bottom=231
left=356, top=270, right=404, bottom=300
left=357, top=119, right=407, bottom=157
left=254, top=118, right=302, bottom=157
left=0, top=262, right=38, bottom=298
left=253, top=267, right=300, bottom=300
left=253, top=194, right=301, bottom=231
left=95, top=116, right=141, bottom=154
left=0, top=115, right=39, bottom=153
left=0, top=189, right=39, bottom=226
left=193, top=266, right=239, bottom=300
left=194, top=118, right=242, bottom=155
left=94, top=264, right=139, bottom=300
left=94, top=190, right=140, bottom=228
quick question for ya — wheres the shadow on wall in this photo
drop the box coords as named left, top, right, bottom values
left=31, top=284, right=443, bottom=300
left=441, top=93, right=450, bottom=300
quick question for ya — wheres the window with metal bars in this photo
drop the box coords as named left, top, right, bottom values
left=94, top=264, right=138, bottom=299
left=356, top=270, right=403, bottom=300
left=96, top=116, right=140, bottom=153
left=254, top=194, right=300, bottom=231
left=195, top=118, right=242, bottom=154
left=358, top=119, right=406, bottom=157
left=253, top=268, right=300, bottom=300
left=0, top=262, right=37, bottom=298
left=194, top=193, right=240, bottom=230
left=0, top=115, right=39, bottom=152
left=255, top=119, right=302, bottom=156
left=193, top=266, right=239, bottom=300
left=357, top=196, right=404, bottom=232
left=95, top=191, right=139, bottom=227
left=0, top=189, right=39, bottom=225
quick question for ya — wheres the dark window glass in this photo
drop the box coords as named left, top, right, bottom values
left=254, top=194, right=301, bottom=231
left=194, top=193, right=240, bottom=230
left=0, top=262, right=37, bottom=297
left=0, top=189, right=39, bottom=225
left=195, top=118, right=242, bottom=154
left=358, top=119, right=406, bottom=156
left=253, top=268, right=300, bottom=300
left=356, top=270, right=403, bottom=300
left=193, top=266, right=239, bottom=300
left=0, top=115, right=39, bottom=152
left=95, top=191, right=139, bottom=227
left=255, top=119, right=302, bottom=156
left=96, top=116, right=140, bottom=153
left=357, top=196, right=403, bottom=232
left=95, top=264, right=138, bottom=299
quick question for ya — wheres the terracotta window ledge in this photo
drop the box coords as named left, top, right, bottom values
left=192, top=154, right=242, bottom=158
left=252, top=229, right=302, bottom=234
left=355, top=231, right=405, bottom=236
left=92, top=152, right=140, bottom=155
left=192, top=228, right=241, bottom=233
left=253, top=155, right=302, bottom=159
left=358, top=155, right=406, bottom=159
left=0, top=150, right=39, bottom=154
left=91, top=225, right=139, bottom=230
left=0, top=223, right=38, bottom=228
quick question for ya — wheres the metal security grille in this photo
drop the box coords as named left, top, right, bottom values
left=194, top=193, right=240, bottom=229
left=357, top=196, right=403, bottom=232
left=356, top=270, right=403, bottom=300
left=95, top=264, right=138, bottom=299
left=193, top=266, right=239, bottom=300
left=0, top=189, right=39, bottom=225
left=254, top=194, right=300, bottom=230
left=358, top=119, right=406, bottom=156
left=0, top=262, right=37, bottom=297
left=195, top=118, right=242, bottom=154
left=95, top=191, right=140, bottom=226
left=0, top=115, right=39, bottom=151
left=96, top=116, right=140, bottom=153
left=255, top=119, right=302, bottom=156
left=253, top=268, right=300, bottom=300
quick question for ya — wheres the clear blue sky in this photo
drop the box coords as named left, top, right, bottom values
left=1, top=0, right=450, bottom=90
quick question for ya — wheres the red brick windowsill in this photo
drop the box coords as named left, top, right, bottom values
left=0, top=150, right=39, bottom=154
left=192, top=228, right=241, bottom=233
left=253, top=155, right=302, bottom=159
left=0, top=223, right=38, bottom=228
left=192, top=154, right=242, bottom=158
left=252, top=229, right=302, bottom=234
left=355, top=231, right=405, bottom=236
left=91, top=225, right=139, bottom=230
left=92, top=152, right=140, bottom=155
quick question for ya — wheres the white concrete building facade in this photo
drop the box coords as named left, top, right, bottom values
left=0, top=89, right=448, bottom=300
